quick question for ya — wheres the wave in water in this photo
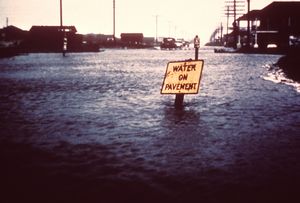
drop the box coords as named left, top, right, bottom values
left=263, top=63, right=300, bottom=93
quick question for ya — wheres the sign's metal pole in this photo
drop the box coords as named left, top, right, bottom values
left=175, top=94, right=184, bottom=108
left=194, top=35, right=200, bottom=60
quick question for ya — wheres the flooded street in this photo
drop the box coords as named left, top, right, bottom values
left=1, top=48, right=300, bottom=203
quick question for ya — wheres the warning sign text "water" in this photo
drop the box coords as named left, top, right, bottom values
left=161, top=60, right=204, bottom=94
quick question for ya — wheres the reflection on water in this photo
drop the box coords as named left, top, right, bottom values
left=0, top=48, right=300, bottom=202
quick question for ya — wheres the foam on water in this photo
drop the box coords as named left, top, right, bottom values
left=263, top=63, right=300, bottom=93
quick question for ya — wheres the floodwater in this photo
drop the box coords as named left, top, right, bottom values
left=0, top=48, right=300, bottom=203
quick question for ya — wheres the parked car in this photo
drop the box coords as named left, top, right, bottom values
left=160, top=37, right=177, bottom=49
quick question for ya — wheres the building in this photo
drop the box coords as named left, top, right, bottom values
left=24, top=26, right=80, bottom=52
left=120, top=33, right=144, bottom=48
left=225, top=1, right=300, bottom=50
left=0, top=25, right=27, bottom=47
left=83, top=34, right=117, bottom=48
left=235, top=1, right=300, bottom=50
left=0, top=25, right=28, bottom=57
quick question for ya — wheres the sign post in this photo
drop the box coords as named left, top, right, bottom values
left=174, top=93, right=184, bottom=108
left=194, top=35, right=200, bottom=60
left=161, top=60, right=204, bottom=108
left=161, top=35, right=202, bottom=108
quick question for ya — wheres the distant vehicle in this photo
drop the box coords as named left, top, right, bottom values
left=160, top=37, right=177, bottom=49
left=175, top=39, right=184, bottom=49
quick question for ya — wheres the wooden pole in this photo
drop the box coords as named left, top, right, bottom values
left=195, top=47, right=199, bottom=60
left=113, top=0, right=116, bottom=45
left=247, top=0, right=250, bottom=48
left=60, top=0, right=63, bottom=27
left=155, top=15, right=158, bottom=44
left=175, top=94, right=184, bottom=108
left=233, top=0, right=238, bottom=49
left=60, top=0, right=66, bottom=56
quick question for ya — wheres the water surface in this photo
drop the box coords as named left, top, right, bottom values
left=0, top=48, right=299, bottom=203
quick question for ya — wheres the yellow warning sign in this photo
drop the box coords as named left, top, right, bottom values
left=161, top=60, right=204, bottom=94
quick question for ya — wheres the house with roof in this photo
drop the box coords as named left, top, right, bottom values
left=24, top=26, right=79, bottom=52
left=0, top=25, right=28, bottom=48
left=234, top=1, right=300, bottom=50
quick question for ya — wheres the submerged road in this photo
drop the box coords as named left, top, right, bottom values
left=0, top=49, right=299, bottom=203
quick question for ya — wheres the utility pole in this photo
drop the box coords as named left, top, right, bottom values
left=60, top=0, right=63, bottom=27
left=113, top=0, right=116, bottom=45
left=226, top=6, right=229, bottom=36
left=247, top=0, right=250, bottom=48
left=60, top=0, right=66, bottom=56
left=220, top=22, right=223, bottom=44
left=224, top=0, right=245, bottom=48
left=155, top=15, right=158, bottom=44
left=233, top=0, right=237, bottom=49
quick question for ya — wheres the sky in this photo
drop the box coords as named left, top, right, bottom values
left=0, top=0, right=298, bottom=43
